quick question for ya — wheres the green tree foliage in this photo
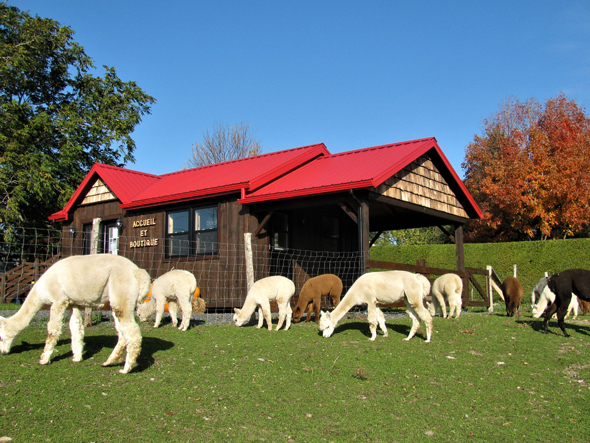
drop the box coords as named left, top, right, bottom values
left=371, top=226, right=454, bottom=246
left=0, top=4, right=155, bottom=239
left=462, top=94, right=590, bottom=242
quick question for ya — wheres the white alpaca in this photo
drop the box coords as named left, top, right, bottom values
left=532, top=285, right=579, bottom=320
left=137, top=270, right=197, bottom=331
left=428, top=273, right=463, bottom=319
left=0, top=254, right=151, bottom=374
left=319, top=271, right=433, bottom=342
left=233, top=276, right=295, bottom=331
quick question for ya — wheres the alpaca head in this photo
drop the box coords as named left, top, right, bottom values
left=233, top=308, right=247, bottom=327
left=319, top=311, right=334, bottom=338
left=292, top=306, right=303, bottom=323
left=136, top=299, right=155, bottom=322
left=0, top=316, right=17, bottom=354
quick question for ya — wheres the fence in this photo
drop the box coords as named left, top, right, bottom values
left=0, top=228, right=491, bottom=312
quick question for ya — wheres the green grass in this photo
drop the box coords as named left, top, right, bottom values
left=1, top=312, right=590, bottom=442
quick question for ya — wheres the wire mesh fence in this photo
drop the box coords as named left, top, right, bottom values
left=0, top=228, right=369, bottom=312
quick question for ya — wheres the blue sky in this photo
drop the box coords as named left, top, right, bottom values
left=10, top=1, right=590, bottom=178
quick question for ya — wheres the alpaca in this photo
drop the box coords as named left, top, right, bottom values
left=233, top=276, right=295, bottom=331
left=532, top=285, right=579, bottom=320
left=545, top=269, right=590, bottom=337
left=137, top=269, right=197, bottom=331
left=0, top=254, right=151, bottom=374
left=319, top=271, right=433, bottom=342
left=428, top=273, right=463, bottom=319
left=531, top=276, right=549, bottom=311
left=292, top=274, right=343, bottom=323
left=501, top=277, right=523, bottom=317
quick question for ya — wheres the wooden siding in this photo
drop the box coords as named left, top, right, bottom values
left=81, top=179, right=117, bottom=205
left=376, top=155, right=469, bottom=218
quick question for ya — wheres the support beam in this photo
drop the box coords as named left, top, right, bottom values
left=455, top=224, right=468, bottom=300
left=253, top=211, right=274, bottom=237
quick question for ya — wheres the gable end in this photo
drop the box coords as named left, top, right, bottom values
left=376, top=155, right=468, bottom=218
left=81, top=179, right=117, bottom=205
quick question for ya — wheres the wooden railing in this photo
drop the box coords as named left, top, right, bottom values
left=366, top=259, right=490, bottom=307
left=0, top=254, right=61, bottom=303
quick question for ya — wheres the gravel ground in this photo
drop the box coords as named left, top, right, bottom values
left=0, top=309, right=411, bottom=326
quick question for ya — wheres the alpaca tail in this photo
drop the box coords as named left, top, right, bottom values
left=134, top=269, right=152, bottom=303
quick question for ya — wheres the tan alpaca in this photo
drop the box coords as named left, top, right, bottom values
left=233, top=276, right=295, bottom=331
left=0, top=254, right=151, bottom=374
left=428, top=273, right=463, bottom=319
left=292, top=274, right=342, bottom=323
left=137, top=269, right=197, bottom=331
left=319, top=271, right=433, bottom=342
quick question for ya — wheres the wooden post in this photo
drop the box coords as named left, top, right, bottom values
left=487, top=265, right=494, bottom=313
left=360, top=199, right=370, bottom=275
left=244, top=233, right=254, bottom=292
left=0, top=274, right=5, bottom=304
left=455, top=224, right=468, bottom=301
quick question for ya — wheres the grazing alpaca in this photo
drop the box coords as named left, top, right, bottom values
left=532, top=285, right=579, bottom=320
left=319, top=271, right=433, bottom=342
left=137, top=270, right=197, bottom=331
left=428, top=273, right=463, bottom=319
left=501, top=277, right=523, bottom=317
left=0, top=255, right=151, bottom=374
left=579, top=298, right=590, bottom=315
left=233, top=276, right=295, bottom=331
left=545, top=269, right=590, bottom=337
left=531, top=276, right=549, bottom=311
left=292, top=274, right=343, bottom=323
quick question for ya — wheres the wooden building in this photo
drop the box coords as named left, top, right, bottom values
left=49, top=137, right=483, bottom=309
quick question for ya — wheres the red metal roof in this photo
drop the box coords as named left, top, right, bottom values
left=48, top=164, right=159, bottom=221
left=50, top=138, right=483, bottom=222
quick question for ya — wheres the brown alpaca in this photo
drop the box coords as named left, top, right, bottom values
left=578, top=298, right=590, bottom=315
left=292, top=274, right=343, bottom=323
left=501, top=276, right=523, bottom=317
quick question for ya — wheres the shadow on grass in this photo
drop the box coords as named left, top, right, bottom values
left=319, top=320, right=415, bottom=340
left=521, top=318, right=590, bottom=337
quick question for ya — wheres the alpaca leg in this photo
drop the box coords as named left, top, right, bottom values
left=367, top=304, right=379, bottom=341
left=257, top=306, right=265, bottom=329
left=153, top=299, right=165, bottom=328
left=543, top=303, right=558, bottom=334
left=403, top=307, right=421, bottom=342
left=117, top=315, right=142, bottom=374
left=313, top=297, right=320, bottom=323
left=305, top=302, right=314, bottom=322
left=69, top=307, right=85, bottom=363
left=280, top=303, right=292, bottom=331
left=177, top=297, right=193, bottom=331
left=405, top=301, right=433, bottom=343
left=168, top=301, right=178, bottom=328
left=276, top=305, right=286, bottom=331
left=102, top=314, right=126, bottom=367
left=377, top=308, right=388, bottom=337
left=39, top=301, right=69, bottom=365
left=259, top=300, right=273, bottom=331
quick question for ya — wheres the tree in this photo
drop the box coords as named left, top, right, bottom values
left=462, top=94, right=590, bottom=242
left=0, top=4, right=155, bottom=240
left=371, top=226, right=454, bottom=246
left=186, top=122, right=262, bottom=168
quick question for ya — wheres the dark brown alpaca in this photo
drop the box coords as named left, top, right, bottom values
left=546, top=269, right=590, bottom=337
left=292, top=274, right=343, bottom=323
left=501, top=277, right=523, bottom=317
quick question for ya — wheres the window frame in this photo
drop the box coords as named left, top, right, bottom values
left=165, top=204, right=219, bottom=258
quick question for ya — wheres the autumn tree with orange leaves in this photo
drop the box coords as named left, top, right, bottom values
left=462, top=94, right=590, bottom=242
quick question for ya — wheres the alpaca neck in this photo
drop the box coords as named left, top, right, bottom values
left=239, top=296, right=259, bottom=321
left=6, top=286, right=45, bottom=331
left=329, top=291, right=359, bottom=325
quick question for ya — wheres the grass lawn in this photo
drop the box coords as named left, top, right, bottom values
left=1, top=311, right=589, bottom=442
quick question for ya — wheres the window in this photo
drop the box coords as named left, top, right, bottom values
left=82, top=220, right=119, bottom=255
left=322, top=216, right=339, bottom=252
left=271, top=213, right=288, bottom=250
left=166, top=205, right=218, bottom=257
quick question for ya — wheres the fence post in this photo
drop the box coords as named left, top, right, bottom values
left=244, top=233, right=254, bottom=292
left=0, top=274, right=5, bottom=303
left=487, top=265, right=493, bottom=313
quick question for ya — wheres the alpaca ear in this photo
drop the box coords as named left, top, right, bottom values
left=234, top=308, right=240, bottom=314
